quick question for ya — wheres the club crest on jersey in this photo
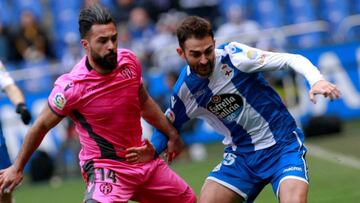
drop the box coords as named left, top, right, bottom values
left=165, top=109, right=175, bottom=123
left=229, top=44, right=243, bottom=54
left=207, top=94, right=243, bottom=122
left=99, top=182, right=113, bottom=195
left=220, top=65, right=233, bottom=78
left=53, top=93, right=66, bottom=110
left=120, top=67, right=133, bottom=79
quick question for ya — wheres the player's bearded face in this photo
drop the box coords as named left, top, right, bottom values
left=91, top=48, right=117, bottom=70
left=183, top=36, right=215, bottom=78
left=87, top=23, right=118, bottom=71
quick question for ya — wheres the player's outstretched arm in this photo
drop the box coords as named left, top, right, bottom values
left=309, top=80, right=341, bottom=104
left=0, top=105, right=63, bottom=195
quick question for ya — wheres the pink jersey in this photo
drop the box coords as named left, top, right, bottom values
left=48, top=49, right=144, bottom=162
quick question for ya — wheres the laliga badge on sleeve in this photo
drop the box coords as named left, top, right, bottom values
left=53, top=92, right=67, bottom=110
left=247, top=49, right=258, bottom=60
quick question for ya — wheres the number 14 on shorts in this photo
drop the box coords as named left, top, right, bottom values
left=96, top=168, right=117, bottom=183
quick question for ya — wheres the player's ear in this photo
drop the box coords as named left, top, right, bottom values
left=81, top=39, right=89, bottom=50
left=176, top=47, right=185, bottom=60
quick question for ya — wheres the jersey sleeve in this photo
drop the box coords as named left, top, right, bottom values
left=0, top=61, right=14, bottom=90
left=48, top=75, right=79, bottom=117
left=224, top=42, right=324, bottom=87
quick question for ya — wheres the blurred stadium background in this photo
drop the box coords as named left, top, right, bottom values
left=0, top=0, right=359, bottom=202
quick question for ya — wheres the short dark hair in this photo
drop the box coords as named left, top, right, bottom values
left=78, top=5, right=114, bottom=39
left=176, top=16, right=214, bottom=49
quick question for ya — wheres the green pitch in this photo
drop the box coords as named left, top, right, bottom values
left=13, top=120, right=360, bottom=203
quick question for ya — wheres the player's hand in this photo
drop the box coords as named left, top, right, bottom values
left=125, top=139, right=155, bottom=164
left=309, top=80, right=341, bottom=104
left=16, top=103, right=32, bottom=125
left=0, top=166, right=23, bottom=195
left=166, top=136, right=184, bottom=164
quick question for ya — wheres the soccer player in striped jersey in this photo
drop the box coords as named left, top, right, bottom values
left=0, top=6, right=195, bottom=203
left=137, top=16, right=340, bottom=203
left=0, top=60, right=32, bottom=203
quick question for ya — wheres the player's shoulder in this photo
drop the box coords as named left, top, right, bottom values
left=117, top=48, right=142, bottom=76
left=216, top=42, right=262, bottom=65
left=216, top=42, right=252, bottom=54
left=171, top=66, right=191, bottom=98
left=117, top=48, right=141, bottom=69
left=54, top=59, right=87, bottom=92
left=54, top=73, right=76, bottom=92
left=117, top=48, right=137, bottom=60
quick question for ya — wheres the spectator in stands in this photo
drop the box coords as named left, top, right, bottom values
left=60, top=33, right=83, bottom=73
left=12, top=10, right=54, bottom=62
left=141, top=0, right=180, bottom=21
left=178, top=0, right=220, bottom=26
left=0, top=21, right=12, bottom=62
left=128, top=7, right=155, bottom=42
left=127, top=6, right=156, bottom=68
left=215, top=3, right=261, bottom=47
left=109, top=0, right=138, bottom=24
left=149, top=10, right=187, bottom=73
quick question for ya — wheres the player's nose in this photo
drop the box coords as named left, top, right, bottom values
left=199, top=54, right=208, bottom=64
left=106, top=40, right=116, bottom=50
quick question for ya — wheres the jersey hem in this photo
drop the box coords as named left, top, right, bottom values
left=206, top=176, right=248, bottom=200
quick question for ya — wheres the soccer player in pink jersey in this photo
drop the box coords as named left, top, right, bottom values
left=0, top=5, right=196, bottom=203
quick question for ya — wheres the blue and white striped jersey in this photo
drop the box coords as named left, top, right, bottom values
left=152, top=42, right=324, bottom=153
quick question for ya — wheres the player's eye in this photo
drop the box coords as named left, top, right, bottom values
left=191, top=52, right=201, bottom=58
left=205, top=47, right=214, bottom=56
left=111, top=35, right=117, bottom=42
left=98, top=39, right=107, bottom=44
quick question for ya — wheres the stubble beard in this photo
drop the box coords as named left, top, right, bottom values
left=191, top=60, right=214, bottom=78
left=92, top=50, right=118, bottom=71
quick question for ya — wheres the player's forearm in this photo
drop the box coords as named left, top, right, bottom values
left=255, top=51, right=324, bottom=87
left=4, top=84, right=25, bottom=106
left=12, top=124, right=48, bottom=171
left=285, top=54, right=325, bottom=86
left=141, top=96, right=179, bottom=140
left=139, top=85, right=179, bottom=140
left=13, top=105, right=62, bottom=171
left=151, top=129, right=169, bottom=155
